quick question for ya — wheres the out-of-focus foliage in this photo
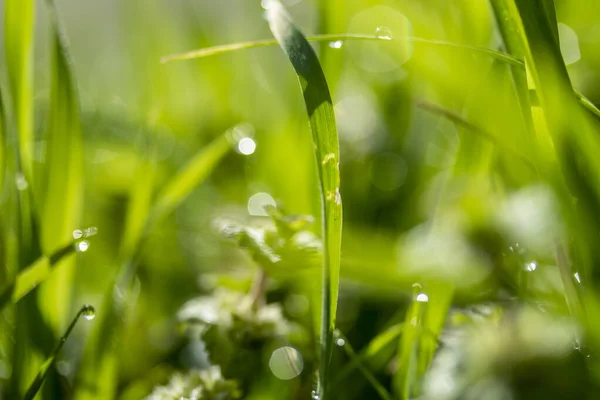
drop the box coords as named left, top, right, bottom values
left=2, top=0, right=600, bottom=399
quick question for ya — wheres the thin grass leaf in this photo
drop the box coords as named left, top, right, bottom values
left=0, top=240, right=82, bottom=311
left=393, top=283, right=453, bottom=399
left=149, top=134, right=231, bottom=224
left=0, top=89, right=5, bottom=200
left=334, top=331, right=394, bottom=400
left=23, top=304, right=96, bottom=400
left=162, top=33, right=600, bottom=126
left=161, top=34, right=518, bottom=66
left=38, top=0, right=85, bottom=333
left=417, top=101, right=537, bottom=172
left=4, top=0, right=35, bottom=184
left=333, top=323, right=404, bottom=385
left=265, top=2, right=343, bottom=397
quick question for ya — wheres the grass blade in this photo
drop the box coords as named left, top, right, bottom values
left=149, top=134, right=231, bottom=225
left=0, top=239, right=84, bottom=311
left=23, top=304, right=96, bottom=400
left=265, top=2, right=343, bottom=397
left=4, top=0, right=35, bottom=184
left=393, top=283, right=453, bottom=399
left=334, top=331, right=394, bottom=400
left=162, top=34, right=600, bottom=126
left=38, top=0, right=85, bottom=333
left=334, top=323, right=404, bottom=385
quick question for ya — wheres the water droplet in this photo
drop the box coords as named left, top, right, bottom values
left=269, top=346, right=303, bottom=380
left=574, top=272, right=582, bottom=284
left=82, top=304, right=95, bottom=321
left=56, top=360, right=71, bottom=376
left=76, top=240, right=90, bottom=252
left=311, top=390, right=321, bottom=400
left=375, top=26, right=393, bottom=40
left=73, top=229, right=83, bottom=239
left=84, top=226, right=98, bottom=237
left=261, top=0, right=274, bottom=9
left=237, top=137, right=256, bottom=155
left=525, top=261, right=537, bottom=272
left=329, top=40, right=343, bottom=49
left=416, top=293, right=429, bottom=303
left=412, top=282, right=422, bottom=290
left=336, top=338, right=346, bottom=347
left=15, top=173, right=28, bottom=191
left=248, top=192, right=276, bottom=216
left=322, top=153, right=336, bottom=165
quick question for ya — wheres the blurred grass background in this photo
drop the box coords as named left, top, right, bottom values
left=2, top=0, right=600, bottom=399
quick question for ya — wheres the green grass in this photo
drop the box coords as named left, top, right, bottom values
left=2, top=0, right=600, bottom=399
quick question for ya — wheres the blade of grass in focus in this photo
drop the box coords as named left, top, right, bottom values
left=0, top=240, right=82, bottom=312
left=23, top=304, right=96, bottom=400
left=38, top=0, right=85, bottom=333
left=74, top=133, right=231, bottom=400
left=265, top=1, right=343, bottom=397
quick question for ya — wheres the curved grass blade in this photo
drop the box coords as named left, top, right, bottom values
left=23, top=304, right=96, bottom=400
left=333, top=330, right=394, bottom=400
left=265, top=2, right=343, bottom=397
left=161, top=34, right=518, bottom=66
left=162, top=34, right=600, bottom=125
left=38, top=0, right=85, bottom=332
left=333, top=323, right=404, bottom=386
left=0, top=239, right=85, bottom=311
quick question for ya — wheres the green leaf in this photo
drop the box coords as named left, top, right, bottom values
left=23, top=304, right=96, bottom=400
left=334, top=323, right=404, bottom=385
left=333, top=331, right=394, bottom=400
left=38, top=0, right=85, bottom=333
left=4, top=0, right=35, bottom=184
left=393, top=283, right=453, bottom=399
left=0, top=240, right=81, bottom=311
left=150, top=134, right=231, bottom=225
left=265, top=2, right=343, bottom=397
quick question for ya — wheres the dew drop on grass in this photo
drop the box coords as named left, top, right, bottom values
left=73, top=229, right=83, bottom=239
left=311, top=390, right=320, bottom=400
left=416, top=293, right=429, bottom=303
left=76, top=240, right=90, bottom=252
left=82, top=304, right=96, bottom=321
left=269, top=346, right=303, bottom=380
left=574, top=272, right=582, bottom=284
left=525, top=261, right=537, bottom=272
left=237, top=137, right=256, bottom=155
left=329, top=40, right=343, bottom=49
left=335, top=338, right=346, bottom=347
left=15, top=173, right=28, bottom=191
left=375, top=26, right=393, bottom=40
